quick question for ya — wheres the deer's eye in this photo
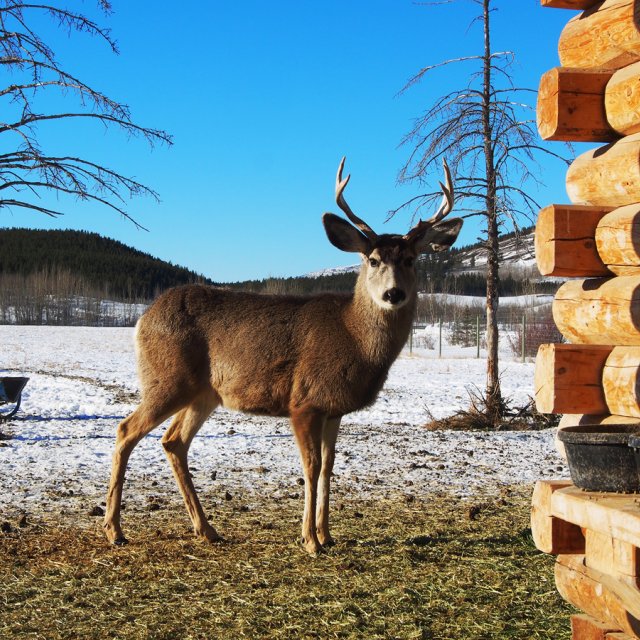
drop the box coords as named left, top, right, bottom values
left=369, top=257, right=379, bottom=268
left=404, top=257, right=414, bottom=267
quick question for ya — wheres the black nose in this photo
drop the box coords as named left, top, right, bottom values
left=383, top=288, right=406, bottom=305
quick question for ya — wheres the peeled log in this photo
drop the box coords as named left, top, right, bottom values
left=555, top=554, right=640, bottom=638
left=606, top=61, right=640, bottom=136
left=571, top=614, right=625, bottom=640
left=567, top=134, right=640, bottom=208
left=537, top=63, right=640, bottom=141
left=553, top=276, right=640, bottom=344
left=559, top=413, right=640, bottom=427
left=532, top=203, right=640, bottom=276
left=535, top=343, right=611, bottom=414
left=537, top=67, right=615, bottom=141
left=531, top=480, right=586, bottom=555
left=537, top=346, right=640, bottom=418
left=559, top=1, right=640, bottom=70
left=542, top=0, right=605, bottom=7
left=596, top=205, right=640, bottom=275
left=535, top=204, right=612, bottom=276
left=604, top=347, right=640, bottom=418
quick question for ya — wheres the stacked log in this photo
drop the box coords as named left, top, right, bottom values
left=534, top=0, right=640, bottom=428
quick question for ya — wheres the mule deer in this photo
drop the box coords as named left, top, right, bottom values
left=103, top=158, right=462, bottom=554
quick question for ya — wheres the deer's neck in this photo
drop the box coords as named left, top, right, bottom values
left=345, top=276, right=415, bottom=367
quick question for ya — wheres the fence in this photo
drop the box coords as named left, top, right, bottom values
left=408, top=307, right=562, bottom=362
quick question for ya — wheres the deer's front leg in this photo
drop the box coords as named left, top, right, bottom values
left=290, top=408, right=325, bottom=555
left=316, top=416, right=340, bottom=547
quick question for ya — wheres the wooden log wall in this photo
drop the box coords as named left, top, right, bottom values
left=532, top=480, right=640, bottom=640
left=534, top=0, right=640, bottom=426
left=535, top=4, right=640, bottom=637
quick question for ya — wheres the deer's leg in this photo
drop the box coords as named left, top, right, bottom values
left=291, top=408, right=325, bottom=555
left=104, top=403, right=175, bottom=544
left=162, top=392, right=220, bottom=542
left=316, top=416, right=341, bottom=547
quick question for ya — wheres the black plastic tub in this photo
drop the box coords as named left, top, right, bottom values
left=0, top=377, right=29, bottom=403
left=557, top=424, right=640, bottom=493
left=628, top=434, right=640, bottom=491
left=0, top=376, right=29, bottom=421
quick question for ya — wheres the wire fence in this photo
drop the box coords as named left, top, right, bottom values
left=408, top=306, right=562, bottom=362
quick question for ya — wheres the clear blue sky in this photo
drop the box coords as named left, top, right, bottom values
left=2, top=0, right=575, bottom=282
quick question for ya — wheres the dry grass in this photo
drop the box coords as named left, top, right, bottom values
left=426, top=388, right=561, bottom=432
left=1, top=486, right=572, bottom=639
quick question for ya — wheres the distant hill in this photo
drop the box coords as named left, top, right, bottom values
left=301, top=226, right=553, bottom=298
left=0, top=225, right=549, bottom=305
left=448, top=226, right=537, bottom=277
left=0, top=228, right=215, bottom=300
left=308, top=226, right=537, bottom=279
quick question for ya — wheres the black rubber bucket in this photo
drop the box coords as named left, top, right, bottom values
left=557, top=424, right=640, bottom=493
left=0, top=376, right=29, bottom=421
left=0, top=377, right=29, bottom=403
left=628, top=434, right=640, bottom=491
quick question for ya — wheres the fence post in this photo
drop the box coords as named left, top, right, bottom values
left=476, top=315, right=480, bottom=358
left=522, top=314, right=526, bottom=363
left=439, top=317, right=443, bottom=358
left=409, top=323, right=413, bottom=354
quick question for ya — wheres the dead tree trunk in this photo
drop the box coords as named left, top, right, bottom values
left=482, top=0, right=503, bottom=417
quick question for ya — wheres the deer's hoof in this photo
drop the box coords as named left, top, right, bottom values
left=300, top=536, right=324, bottom=556
left=198, top=526, right=223, bottom=544
left=320, top=536, right=336, bottom=548
left=104, top=522, right=128, bottom=546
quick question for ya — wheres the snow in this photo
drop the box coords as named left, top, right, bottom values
left=419, top=292, right=554, bottom=309
left=306, top=264, right=359, bottom=278
left=0, top=325, right=567, bottom=524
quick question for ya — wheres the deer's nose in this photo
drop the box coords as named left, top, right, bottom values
left=383, top=288, right=406, bottom=305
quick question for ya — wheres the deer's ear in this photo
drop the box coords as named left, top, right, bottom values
left=413, top=218, right=463, bottom=254
left=323, top=213, right=372, bottom=254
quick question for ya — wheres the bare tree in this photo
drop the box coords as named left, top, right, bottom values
left=0, top=1, right=172, bottom=227
left=392, top=0, right=567, bottom=425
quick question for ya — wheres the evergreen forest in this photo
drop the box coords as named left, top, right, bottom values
left=0, top=227, right=557, bottom=326
left=0, top=228, right=214, bottom=300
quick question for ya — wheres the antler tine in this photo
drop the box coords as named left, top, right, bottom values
left=405, top=159, right=455, bottom=241
left=424, top=158, right=454, bottom=225
left=335, top=157, right=377, bottom=240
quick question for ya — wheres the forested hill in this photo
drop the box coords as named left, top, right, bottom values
left=0, top=228, right=215, bottom=300
left=0, top=226, right=551, bottom=304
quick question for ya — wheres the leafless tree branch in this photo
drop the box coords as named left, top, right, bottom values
left=0, top=1, right=172, bottom=225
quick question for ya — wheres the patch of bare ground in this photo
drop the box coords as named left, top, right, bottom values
left=0, top=487, right=573, bottom=639
left=32, top=368, right=140, bottom=405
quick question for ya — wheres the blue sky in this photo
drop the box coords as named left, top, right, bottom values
left=2, top=1, right=575, bottom=282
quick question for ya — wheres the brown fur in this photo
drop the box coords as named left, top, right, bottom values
left=103, top=168, right=462, bottom=555
left=137, top=284, right=414, bottom=418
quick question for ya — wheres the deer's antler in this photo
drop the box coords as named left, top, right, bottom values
left=405, top=158, right=454, bottom=241
left=335, top=157, right=377, bottom=241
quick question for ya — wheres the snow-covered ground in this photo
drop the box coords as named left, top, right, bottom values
left=0, top=325, right=567, bottom=525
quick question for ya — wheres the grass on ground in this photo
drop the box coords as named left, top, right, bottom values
left=0, top=486, right=573, bottom=639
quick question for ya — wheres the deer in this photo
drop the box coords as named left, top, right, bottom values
left=103, top=157, right=463, bottom=555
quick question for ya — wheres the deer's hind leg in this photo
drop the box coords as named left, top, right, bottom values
left=104, top=400, right=180, bottom=545
left=162, top=391, right=221, bottom=542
